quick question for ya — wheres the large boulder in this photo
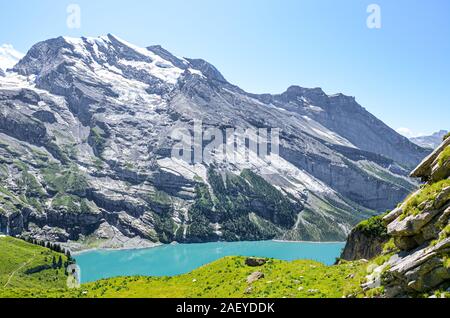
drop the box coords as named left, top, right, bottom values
left=387, top=208, right=440, bottom=238
left=246, top=271, right=265, bottom=284
left=410, top=137, right=450, bottom=180
left=384, top=237, right=450, bottom=295
left=431, top=160, right=450, bottom=182
left=245, top=258, right=267, bottom=267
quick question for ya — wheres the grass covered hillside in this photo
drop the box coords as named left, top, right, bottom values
left=0, top=235, right=447, bottom=298
left=0, top=236, right=68, bottom=292
left=0, top=254, right=369, bottom=298
left=73, top=257, right=368, bottom=298
left=0, top=236, right=370, bottom=299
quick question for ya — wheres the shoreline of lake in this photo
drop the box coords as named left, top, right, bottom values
left=74, top=240, right=346, bottom=283
left=71, top=242, right=163, bottom=256
left=72, top=239, right=346, bottom=256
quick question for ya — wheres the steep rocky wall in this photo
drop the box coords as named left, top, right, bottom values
left=340, top=215, right=389, bottom=261
left=359, top=135, right=450, bottom=297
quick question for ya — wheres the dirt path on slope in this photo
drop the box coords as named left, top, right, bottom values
left=3, top=254, right=36, bottom=288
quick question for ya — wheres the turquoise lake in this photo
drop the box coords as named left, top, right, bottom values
left=75, top=241, right=345, bottom=283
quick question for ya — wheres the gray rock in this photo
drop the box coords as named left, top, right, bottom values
left=388, top=209, right=441, bottom=238
left=24, top=224, right=70, bottom=242
left=436, top=205, right=450, bottom=228
left=434, top=187, right=450, bottom=210
left=405, top=257, right=450, bottom=292
left=245, top=258, right=267, bottom=267
left=419, top=219, right=441, bottom=241
left=430, top=158, right=450, bottom=182
left=410, top=137, right=450, bottom=180
left=383, top=237, right=450, bottom=293
left=340, top=226, right=388, bottom=261
left=393, top=236, right=419, bottom=251
left=246, top=271, right=265, bottom=284
left=383, top=206, right=405, bottom=225
left=32, top=110, right=57, bottom=124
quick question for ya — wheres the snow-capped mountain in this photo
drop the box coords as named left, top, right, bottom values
left=0, top=44, right=24, bottom=73
left=410, top=130, right=449, bottom=149
left=0, top=35, right=430, bottom=247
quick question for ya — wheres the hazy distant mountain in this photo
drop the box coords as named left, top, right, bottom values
left=0, top=35, right=429, bottom=247
left=410, top=130, right=449, bottom=149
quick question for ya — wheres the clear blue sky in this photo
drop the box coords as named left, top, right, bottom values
left=1, top=0, right=449, bottom=136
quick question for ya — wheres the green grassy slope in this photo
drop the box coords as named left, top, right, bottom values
left=0, top=250, right=368, bottom=298
left=0, top=236, right=68, bottom=291
left=75, top=257, right=367, bottom=298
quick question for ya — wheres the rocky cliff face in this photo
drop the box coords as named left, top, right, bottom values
left=340, top=215, right=389, bottom=261
left=346, top=135, right=450, bottom=297
left=0, top=35, right=429, bottom=247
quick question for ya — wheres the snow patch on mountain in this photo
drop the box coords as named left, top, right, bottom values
left=0, top=71, right=35, bottom=89
left=103, top=34, right=187, bottom=84
left=59, top=35, right=206, bottom=88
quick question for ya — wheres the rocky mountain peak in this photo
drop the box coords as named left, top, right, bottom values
left=184, top=58, right=227, bottom=83
left=0, top=34, right=432, bottom=248
left=280, top=85, right=326, bottom=102
left=146, top=44, right=189, bottom=70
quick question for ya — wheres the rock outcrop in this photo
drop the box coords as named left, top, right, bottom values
left=361, top=135, right=450, bottom=297
left=246, top=271, right=265, bottom=284
left=340, top=215, right=389, bottom=261
left=245, top=258, right=267, bottom=267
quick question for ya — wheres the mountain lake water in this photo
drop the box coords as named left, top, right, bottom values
left=75, top=241, right=345, bottom=283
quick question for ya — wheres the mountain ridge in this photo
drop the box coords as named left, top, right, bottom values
left=410, top=130, right=449, bottom=149
left=0, top=35, right=429, bottom=247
